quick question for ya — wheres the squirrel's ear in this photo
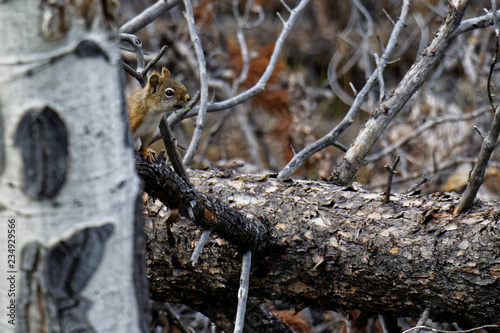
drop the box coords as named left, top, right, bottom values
left=148, top=73, right=161, bottom=94
left=162, top=67, right=171, bottom=78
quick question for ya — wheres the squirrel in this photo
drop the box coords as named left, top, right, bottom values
left=128, top=67, right=190, bottom=162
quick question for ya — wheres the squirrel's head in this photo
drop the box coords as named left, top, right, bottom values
left=146, top=67, right=190, bottom=113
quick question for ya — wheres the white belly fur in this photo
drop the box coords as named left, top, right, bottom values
left=133, top=112, right=164, bottom=150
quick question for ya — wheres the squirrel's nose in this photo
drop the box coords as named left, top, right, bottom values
left=185, top=94, right=191, bottom=103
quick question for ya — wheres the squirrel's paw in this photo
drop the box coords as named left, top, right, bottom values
left=142, top=148, right=157, bottom=163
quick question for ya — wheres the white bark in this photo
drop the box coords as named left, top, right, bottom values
left=0, top=0, right=144, bottom=332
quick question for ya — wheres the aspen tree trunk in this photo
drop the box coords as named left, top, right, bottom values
left=0, top=1, right=147, bottom=332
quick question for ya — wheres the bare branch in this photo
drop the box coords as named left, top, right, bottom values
left=365, top=107, right=490, bottom=163
left=142, top=45, right=168, bottom=76
left=405, top=174, right=429, bottom=194
left=327, top=51, right=368, bottom=111
left=331, top=0, right=473, bottom=186
left=194, top=110, right=233, bottom=166
left=119, top=0, right=182, bottom=34
left=458, top=8, right=500, bottom=34
left=237, top=107, right=263, bottom=168
left=353, top=0, right=376, bottom=108
left=159, top=117, right=192, bottom=186
left=136, top=153, right=271, bottom=254
left=120, top=33, right=146, bottom=85
left=414, top=307, right=430, bottom=333
left=182, top=0, right=209, bottom=167
left=189, top=229, right=211, bottom=264
left=280, top=0, right=292, bottom=13
left=455, top=15, right=500, bottom=214
left=403, top=324, right=499, bottom=333
left=232, top=0, right=258, bottom=93
left=188, top=0, right=311, bottom=114
left=120, top=34, right=168, bottom=87
left=234, top=251, right=251, bottom=333
left=276, top=12, right=286, bottom=25
left=383, top=156, right=400, bottom=204
left=378, top=315, right=389, bottom=333
left=158, top=302, right=192, bottom=333
left=374, top=53, right=385, bottom=103
left=278, top=0, right=410, bottom=180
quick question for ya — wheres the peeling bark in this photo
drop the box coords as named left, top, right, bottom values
left=139, top=160, right=500, bottom=331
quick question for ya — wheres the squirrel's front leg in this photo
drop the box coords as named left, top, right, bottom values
left=140, top=135, right=156, bottom=163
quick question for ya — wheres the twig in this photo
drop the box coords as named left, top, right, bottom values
left=119, top=0, right=182, bottom=34
left=187, top=0, right=311, bottom=114
left=382, top=8, right=396, bottom=26
left=455, top=6, right=500, bottom=215
left=182, top=0, right=209, bottom=167
left=280, top=0, right=292, bottom=13
left=405, top=174, right=429, bottom=194
left=353, top=0, right=376, bottom=108
left=458, top=8, right=500, bottom=34
left=473, top=125, right=485, bottom=140
left=234, top=251, right=252, bottom=333
left=190, top=229, right=211, bottom=265
left=120, top=33, right=147, bottom=86
left=414, top=307, right=430, bottom=333
left=378, top=315, right=389, bottom=333
left=349, top=81, right=358, bottom=96
left=402, top=324, right=499, bottom=333
left=327, top=51, right=368, bottom=111
left=194, top=110, right=234, bottom=166
left=488, top=0, right=499, bottom=111
left=162, top=302, right=192, bottom=333
left=232, top=0, right=254, bottom=91
left=333, top=141, right=348, bottom=153
left=326, top=11, right=370, bottom=111
left=142, top=45, right=168, bottom=76
left=374, top=53, right=386, bottom=103
left=278, top=0, right=410, bottom=180
left=120, top=35, right=169, bottom=87
left=365, top=107, right=490, bottom=163
left=247, top=4, right=265, bottom=28
left=120, top=33, right=145, bottom=70
left=383, top=156, right=400, bottom=204
left=237, top=107, right=263, bottom=168
left=159, top=117, right=192, bottom=186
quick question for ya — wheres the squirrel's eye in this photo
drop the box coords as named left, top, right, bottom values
left=165, top=88, right=175, bottom=98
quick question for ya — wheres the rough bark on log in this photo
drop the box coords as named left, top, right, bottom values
left=139, top=158, right=500, bottom=331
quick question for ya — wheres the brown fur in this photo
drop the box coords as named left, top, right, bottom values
left=128, top=68, right=190, bottom=161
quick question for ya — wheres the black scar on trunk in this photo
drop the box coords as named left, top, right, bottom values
left=15, top=106, right=69, bottom=199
